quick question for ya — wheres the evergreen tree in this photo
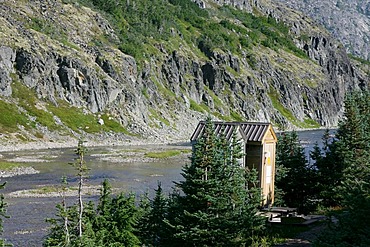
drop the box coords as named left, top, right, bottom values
left=44, top=139, right=91, bottom=247
left=275, top=131, right=318, bottom=213
left=44, top=141, right=141, bottom=247
left=92, top=188, right=140, bottom=246
left=166, top=119, right=265, bottom=246
left=45, top=179, right=141, bottom=247
left=137, top=182, right=169, bottom=246
left=315, top=90, right=370, bottom=246
left=0, top=182, right=10, bottom=247
left=44, top=203, right=80, bottom=246
left=73, top=140, right=89, bottom=239
left=336, top=91, right=370, bottom=213
left=310, top=130, right=343, bottom=207
left=337, top=91, right=370, bottom=179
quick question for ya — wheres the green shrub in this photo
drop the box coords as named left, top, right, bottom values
left=48, top=102, right=129, bottom=134
left=222, top=7, right=308, bottom=58
left=100, top=114, right=132, bottom=134
left=81, top=0, right=307, bottom=63
left=269, top=89, right=320, bottom=128
left=141, top=88, right=149, bottom=99
left=48, top=103, right=98, bottom=133
left=31, top=186, right=61, bottom=194
left=268, top=89, right=297, bottom=123
left=348, top=54, right=370, bottom=65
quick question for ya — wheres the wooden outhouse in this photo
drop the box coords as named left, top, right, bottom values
left=190, top=121, right=277, bottom=206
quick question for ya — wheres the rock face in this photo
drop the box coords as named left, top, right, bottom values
left=0, top=0, right=368, bottom=143
left=0, top=46, right=16, bottom=97
left=272, top=0, right=370, bottom=61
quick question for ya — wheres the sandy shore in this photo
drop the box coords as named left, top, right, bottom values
left=6, top=185, right=102, bottom=198
left=0, top=135, right=190, bottom=179
left=0, top=135, right=188, bottom=153
left=0, top=166, right=40, bottom=178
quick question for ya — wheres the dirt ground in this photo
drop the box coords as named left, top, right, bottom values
left=274, top=222, right=327, bottom=247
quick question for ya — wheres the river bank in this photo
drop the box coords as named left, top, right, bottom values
left=0, top=125, right=335, bottom=153
left=0, top=137, right=190, bottom=181
left=0, top=136, right=185, bottom=152
left=1, top=142, right=189, bottom=246
left=0, top=128, right=334, bottom=178
left=0, top=129, right=331, bottom=246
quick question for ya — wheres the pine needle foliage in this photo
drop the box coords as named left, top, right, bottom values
left=136, top=182, right=170, bottom=246
left=315, top=90, right=370, bottom=246
left=275, top=131, right=318, bottom=214
left=44, top=141, right=141, bottom=247
left=166, top=118, right=265, bottom=246
left=91, top=183, right=140, bottom=246
left=44, top=179, right=140, bottom=247
left=0, top=183, right=11, bottom=247
left=309, top=129, right=343, bottom=207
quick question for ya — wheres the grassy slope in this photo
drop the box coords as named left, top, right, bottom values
left=3, top=0, right=366, bottom=139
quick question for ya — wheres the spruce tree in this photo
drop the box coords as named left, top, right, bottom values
left=44, top=139, right=91, bottom=247
left=45, top=179, right=141, bottom=247
left=315, top=90, right=370, bottom=246
left=336, top=91, right=370, bottom=212
left=310, top=130, right=343, bottom=207
left=93, top=190, right=140, bottom=246
left=74, top=140, right=88, bottom=239
left=44, top=141, right=141, bottom=247
left=137, top=182, right=169, bottom=246
left=0, top=182, right=9, bottom=247
left=167, top=119, right=265, bottom=246
left=44, top=203, right=80, bottom=246
left=275, top=131, right=318, bottom=213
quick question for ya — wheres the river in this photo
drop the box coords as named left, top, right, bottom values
left=1, top=129, right=335, bottom=246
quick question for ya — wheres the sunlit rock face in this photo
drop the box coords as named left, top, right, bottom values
left=0, top=0, right=368, bottom=144
left=272, top=0, right=370, bottom=61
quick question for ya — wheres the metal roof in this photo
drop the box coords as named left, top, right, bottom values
left=190, top=121, right=272, bottom=143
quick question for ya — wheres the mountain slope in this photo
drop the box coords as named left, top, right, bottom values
left=0, top=0, right=368, bottom=145
left=273, top=0, right=370, bottom=61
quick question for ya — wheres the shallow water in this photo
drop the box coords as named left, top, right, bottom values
left=0, top=130, right=334, bottom=246
left=1, top=143, right=189, bottom=246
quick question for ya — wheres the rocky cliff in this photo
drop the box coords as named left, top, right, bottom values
left=272, top=0, right=370, bottom=61
left=0, top=0, right=368, bottom=145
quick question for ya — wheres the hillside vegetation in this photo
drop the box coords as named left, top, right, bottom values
left=0, top=0, right=368, bottom=144
left=82, top=0, right=307, bottom=62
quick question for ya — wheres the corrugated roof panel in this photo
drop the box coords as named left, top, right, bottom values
left=240, top=123, right=269, bottom=142
left=214, top=123, right=235, bottom=141
left=190, top=122, right=205, bottom=141
left=250, top=125, right=259, bottom=141
left=244, top=124, right=255, bottom=140
left=190, top=121, right=272, bottom=143
left=224, top=125, right=235, bottom=140
left=214, top=124, right=222, bottom=134
left=254, top=125, right=266, bottom=141
left=221, top=125, right=228, bottom=137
